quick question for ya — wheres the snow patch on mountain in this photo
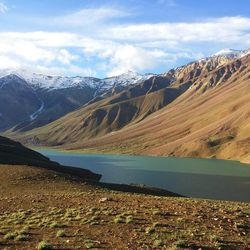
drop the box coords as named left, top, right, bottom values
left=213, top=48, right=250, bottom=58
left=100, top=71, right=154, bottom=89
left=30, top=101, right=44, bottom=121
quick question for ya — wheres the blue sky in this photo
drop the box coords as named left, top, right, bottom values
left=0, top=0, right=249, bottom=77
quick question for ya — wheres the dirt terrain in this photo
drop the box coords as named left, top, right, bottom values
left=0, top=164, right=249, bottom=250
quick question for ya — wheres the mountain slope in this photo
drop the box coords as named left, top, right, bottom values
left=8, top=74, right=184, bottom=143
left=0, top=74, right=96, bottom=131
left=5, top=50, right=250, bottom=162
left=0, top=74, right=42, bottom=130
left=74, top=54, right=249, bottom=162
left=0, top=69, right=150, bottom=131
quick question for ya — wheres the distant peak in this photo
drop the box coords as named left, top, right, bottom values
left=212, top=48, right=250, bottom=59
left=213, top=48, right=239, bottom=56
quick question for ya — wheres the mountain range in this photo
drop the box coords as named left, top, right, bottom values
left=2, top=48, right=250, bottom=163
left=0, top=69, right=152, bottom=131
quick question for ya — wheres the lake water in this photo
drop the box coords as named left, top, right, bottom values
left=38, top=149, right=250, bottom=202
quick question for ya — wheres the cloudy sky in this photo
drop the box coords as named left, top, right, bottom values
left=0, top=0, right=250, bottom=77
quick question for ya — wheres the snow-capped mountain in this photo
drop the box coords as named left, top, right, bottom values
left=0, top=68, right=153, bottom=131
left=0, top=68, right=151, bottom=91
left=101, top=71, right=154, bottom=89
left=173, top=48, right=250, bottom=81
left=0, top=48, right=248, bottom=91
left=213, top=48, right=250, bottom=58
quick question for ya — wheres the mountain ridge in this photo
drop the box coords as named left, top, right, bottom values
left=0, top=68, right=152, bottom=90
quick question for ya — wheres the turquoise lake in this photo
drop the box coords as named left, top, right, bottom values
left=38, top=150, right=250, bottom=202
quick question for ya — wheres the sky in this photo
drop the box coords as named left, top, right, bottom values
left=0, top=0, right=250, bottom=78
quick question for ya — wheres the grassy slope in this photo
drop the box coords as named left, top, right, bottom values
left=0, top=164, right=249, bottom=249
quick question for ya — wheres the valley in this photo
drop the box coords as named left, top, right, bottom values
left=1, top=1, right=250, bottom=249
left=2, top=49, right=249, bottom=163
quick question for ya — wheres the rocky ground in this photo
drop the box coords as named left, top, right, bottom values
left=0, top=164, right=249, bottom=250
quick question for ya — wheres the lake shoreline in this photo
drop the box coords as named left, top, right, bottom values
left=31, top=146, right=250, bottom=166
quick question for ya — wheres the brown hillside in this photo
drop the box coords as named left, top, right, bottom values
left=76, top=54, right=250, bottom=161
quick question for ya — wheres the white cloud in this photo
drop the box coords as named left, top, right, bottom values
left=67, top=65, right=96, bottom=76
left=0, top=2, right=8, bottom=14
left=0, top=33, right=81, bottom=75
left=107, top=45, right=168, bottom=76
left=0, top=55, right=20, bottom=68
left=11, top=41, right=54, bottom=62
left=53, top=7, right=130, bottom=27
left=0, top=33, right=79, bottom=63
left=106, top=45, right=203, bottom=76
left=57, top=49, right=79, bottom=65
left=0, top=31, right=183, bottom=76
left=0, top=32, right=83, bottom=48
left=104, top=17, right=250, bottom=45
left=26, top=65, right=96, bottom=77
left=80, top=39, right=199, bottom=76
left=0, top=15, right=249, bottom=77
